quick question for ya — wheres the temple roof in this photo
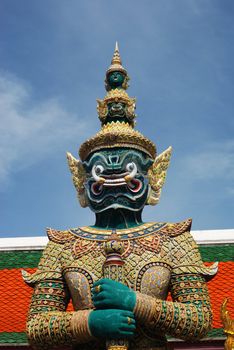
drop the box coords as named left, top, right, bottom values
left=0, top=229, right=233, bottom=345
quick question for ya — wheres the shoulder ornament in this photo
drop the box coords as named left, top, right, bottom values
left=159, top=218, right=192, bottom=237
left=170, top=229, right=218, bottom=280
left=22, top=237, right=65, bottom=286
left=46, top=228, right=76, bottom=244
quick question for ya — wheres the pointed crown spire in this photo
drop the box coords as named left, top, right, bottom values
left=111, top=42, right=122, bottom=65
left=106, top=42, right=128, bottom=78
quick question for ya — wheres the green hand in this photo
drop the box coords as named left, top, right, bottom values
left=92, top=279, right=136, bottom=311
left=88, top=309, right=136, bottom=339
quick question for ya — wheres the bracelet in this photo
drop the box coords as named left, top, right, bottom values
left=71, top=310, right=93, bottom=343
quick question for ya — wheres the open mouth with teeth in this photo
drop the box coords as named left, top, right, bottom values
left=91, top=162, right=143, bottom=195
left=91, top=176, right=142, bottom=195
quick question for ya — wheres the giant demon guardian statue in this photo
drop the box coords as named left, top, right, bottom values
left=23, top=43, right=218, bottom=350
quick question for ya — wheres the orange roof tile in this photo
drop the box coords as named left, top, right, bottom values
left=0, top=268, right=74, bottom=333
left=207, top=262, right=234, bottom=328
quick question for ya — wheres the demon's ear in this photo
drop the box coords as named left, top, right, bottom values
left=67, top=152, right=88, bottom=208
left=146, top=146, right=172, bottom=206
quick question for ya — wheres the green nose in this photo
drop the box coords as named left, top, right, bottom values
left=107, top=155, right=122, bottom=170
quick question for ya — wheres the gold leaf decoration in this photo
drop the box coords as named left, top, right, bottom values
left=67, top=152, right=88, bottom=207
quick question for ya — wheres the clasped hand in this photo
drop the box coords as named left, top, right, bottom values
left=92, top=278, right=136, bottom=311
left=88, top=279, right=136, bottom=339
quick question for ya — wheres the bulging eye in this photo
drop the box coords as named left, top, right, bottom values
left=95, top=164, right=104, bottom=175
left=126, top=162, right=136, bottom=172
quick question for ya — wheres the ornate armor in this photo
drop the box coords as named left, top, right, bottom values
left=24, top=220, right=217, bottom=349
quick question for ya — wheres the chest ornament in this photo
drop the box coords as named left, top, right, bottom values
left=69, top=222, right=167, bottom=241
left=70, top=231, right=168, bottom=261
left=73, top=238, right=98, bottom=259
left=136, top=234, right=164, bottom=254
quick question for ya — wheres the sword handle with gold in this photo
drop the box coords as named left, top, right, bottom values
left=103, top=230, right=128, bottom=350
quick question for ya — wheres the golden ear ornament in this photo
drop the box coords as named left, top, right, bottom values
left=147, top=146, right=172, bottom=206
left=66, top=152, right=88, bottom=208
left=221, top=298, right=234, bottom=350
left=97, top=99, right=108, bottom=122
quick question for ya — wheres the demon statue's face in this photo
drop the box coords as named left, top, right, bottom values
left=67, top=45, right=172, bottom=214
left=82, top=148, right=153, bottom=213
left=107, top=71, right=125, bottom=89
left=108, top=101, right=126, bottom=118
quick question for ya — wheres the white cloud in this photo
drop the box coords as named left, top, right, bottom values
left=0, top=72, right=89, bottom=187
left=184, top=141, right=234, bottom=180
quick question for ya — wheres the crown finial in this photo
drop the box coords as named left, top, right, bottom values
left=111, top=41, right=121, bottom=65
left=105, top=43, right=129, bottom=91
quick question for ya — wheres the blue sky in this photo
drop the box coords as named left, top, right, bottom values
left=0, top=0, right=233, bottom=237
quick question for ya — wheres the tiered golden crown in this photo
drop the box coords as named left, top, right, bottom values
left=79, top=43, right=156, bottom=161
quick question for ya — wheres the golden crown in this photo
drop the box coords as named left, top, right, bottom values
left=105, top=42, right=129, bottom=91
left=79, top=44, right=157, bottom=161
left=79, top=121, right=156, bottom=161
left=106, top=42, right=128, bottom=76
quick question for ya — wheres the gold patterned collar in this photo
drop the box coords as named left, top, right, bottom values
left=70, top=222, right=167, bottom=241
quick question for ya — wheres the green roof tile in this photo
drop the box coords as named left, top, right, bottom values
left=0, top=251, right=41, bottom=270
left=0, top=332, right=28, bottom=344
left=199, top=245, right=234, bottom=262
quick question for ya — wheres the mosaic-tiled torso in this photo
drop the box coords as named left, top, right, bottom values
left=62, top=222, right=172, bottom=312
left=24, top=219, right=217, bottom=349
left=63, top=226, right=172, bottom=349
